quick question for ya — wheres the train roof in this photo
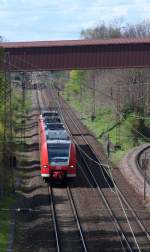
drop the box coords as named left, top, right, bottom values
left=40, top=110, right=70, bottom=142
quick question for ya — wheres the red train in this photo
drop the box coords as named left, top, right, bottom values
left=39, top=110, right=77, bottom=181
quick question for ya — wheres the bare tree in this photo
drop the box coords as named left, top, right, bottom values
left=123, top=20, right=150, bottom=38
left=81, top=21, right=122, bottom=39
left=80, top=20, right=150, bottom=116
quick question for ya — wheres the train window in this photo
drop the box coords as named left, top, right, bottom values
left=42, top=111, right=58, bottom=118
left=46, top=123, right=64, bottom=130
left=49, top=111, right=58, bottom=116
left=47, top=143, right=70, bottom=164
left=44, top=116, right=61, bottom=123
left=41, top=112, right=51, bottom=117
left=47, top=130, right=69, bottom=140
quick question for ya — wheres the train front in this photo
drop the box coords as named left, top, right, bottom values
left=40, top=110, right=77, bottom=181
left=47, top=139, right=76, bottom=180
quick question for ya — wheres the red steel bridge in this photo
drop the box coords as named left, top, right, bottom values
left=1, top=38, right=150, bottom=71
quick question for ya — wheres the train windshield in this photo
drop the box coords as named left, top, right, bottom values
left=47, top=130, right=69, bottom=140
left=42, top=111, right=58, bottom=118
left=47, top=143, right=70, bottom=165
left=44, top=116, right=61, bottom=124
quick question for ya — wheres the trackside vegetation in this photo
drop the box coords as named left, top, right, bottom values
left=0, top=82, right=30, bottom=195
left=0, top=82, right=31, bottom=249
left=62, top=85, right=150, bottom=165
left=0, top=194, right=16, bottom=252
left=0, top=47, right=31, bottom=250
left=58, top=19, right=150, bottom=165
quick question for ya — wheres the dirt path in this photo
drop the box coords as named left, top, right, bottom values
left=14, top=90, right=56, bottom=252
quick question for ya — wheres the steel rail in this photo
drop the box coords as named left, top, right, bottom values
left=50, top=185, right=88, bottom=252
left=57, top=91, right=150, bottom=244
left=77, top=162, right=131, bottom=252
left=47, top=85, right=132, bottom=251
left=35, top=85, right=61, bottom=252
left=38, top=82, right=149, bottom=251
left=66, top=186, right=88, bottom=252
left=71, top=104, right=150, bottom=242
left=39, top=86, right=88, bottom=252
left=50, top=84, right=150, bottom=250
left=58, top=109, right=133, bottom=251
left=48, top=186, right=61, bottom=252
left=42, top=89, right=88, bottom=251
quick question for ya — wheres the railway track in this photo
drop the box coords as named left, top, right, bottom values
left=48, top=185, right=88, bottom=252
left=44, top=84, right=150, bottom=251
left=42, top=86, right=128, bottom=251
left=59, top=95, right=150, bottom=252
left=36, top=85, right=88, bottom=252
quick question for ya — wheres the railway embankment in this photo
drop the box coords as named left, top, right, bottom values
left=119, top=143, right=150, bottom=208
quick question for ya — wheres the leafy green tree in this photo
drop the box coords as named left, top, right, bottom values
left=66, top=70, right=86, bottom=99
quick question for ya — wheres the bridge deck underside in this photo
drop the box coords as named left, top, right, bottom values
left=1, top=41, right=150, bottom=71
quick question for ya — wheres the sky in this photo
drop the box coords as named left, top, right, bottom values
left=0, top=0, right=150, bottom=42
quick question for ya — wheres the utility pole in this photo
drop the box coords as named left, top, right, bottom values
left=4, top=51, right=14, bottom=189
left=79, top=74, right=82, bottom=103
left=91, top=71, right=96, bottom=121
left=66, top=81, right=70, bottom=101
left=21, top=72, right=26, bottom=147
left=3, top=68, right=7, bottom=156
left=107, top=133, right=110, bottom=158
left=4, top=53, right=12, bottom=155
left=115, top=85, right=121, bottom=147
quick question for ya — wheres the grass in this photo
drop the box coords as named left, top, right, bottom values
left=0, top=194, right=16, bottom=252
left=62, top=91, right=150, bottom=165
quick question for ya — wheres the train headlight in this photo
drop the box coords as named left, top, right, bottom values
left=69, top=165, right=74, bottom=168
left=43, top=165, right=48, bottom=168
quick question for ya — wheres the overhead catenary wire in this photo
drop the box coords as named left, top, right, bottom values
left=3, top=50, right=150, bottom=250
left=37, top=82, right=89, bottom=252
left=51, top=82, right=149, bottom=251
left=5, top=54, right=150, bottom=182
left=9, top=58, right=149, bottom=189
left=69, top=92, right=150, bottom=244
left=49, top=83, right=128, bottom=252
left=86, top=85, right=150, bottom=141
left=4, top=57, right=150, bottom=178
left=60, top=90, right=150, bottom=245
left=51, top=84, right=116, bottom=192
left=69, top=92, right=150, bottom=241
left=29, top=73, right=150, bottom=250
left=4, top=54, right=150, bottom=141
left=0, top=206, right=150, bottom=213
left=50, top=83, right=143, bottom=251
left=6, top=53, right=150, bottom=118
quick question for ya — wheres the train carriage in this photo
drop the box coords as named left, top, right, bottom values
left=39, top=110, right=77, bottom=181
